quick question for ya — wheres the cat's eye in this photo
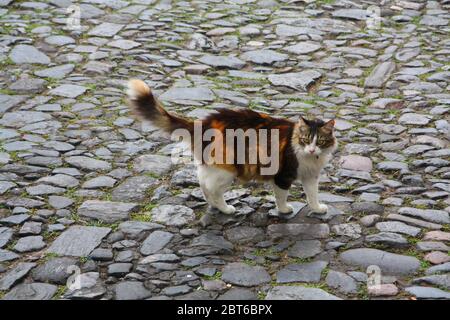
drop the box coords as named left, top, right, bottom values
left=301, top=138, right=310, bottom=144
left=317, top=137, right=327, bottom=145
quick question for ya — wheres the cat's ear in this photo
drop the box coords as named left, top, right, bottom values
left=322, top=119, right=335, bottom=131
left=299, top=116, right=309, bottom=127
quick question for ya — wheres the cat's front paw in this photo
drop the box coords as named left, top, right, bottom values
left=310, top=203, right=328, bottom=214
left=220, top=205, right=236, bottom=215
left=278, top=204, right=293, bottom=214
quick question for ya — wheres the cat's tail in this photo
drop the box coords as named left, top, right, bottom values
left=127, top=79, right=194, bottom=133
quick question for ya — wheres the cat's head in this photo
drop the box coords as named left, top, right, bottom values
left=295, top=117, right=337, bottom=156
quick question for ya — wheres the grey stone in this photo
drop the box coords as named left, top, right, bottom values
left=32, top=257, right=78, bottom=284
left=108, top=263, right=132, bottom=276
left=375, top=221, right=421, bottom=237
left=88, top=22, right=123, bottom=37
left=38, top=174, right=79, bottom=188
left=3, top=283, right=57, bottom=300
left=161, top=285, right=192, bottom=296
left=287, top=240, right=322, bottom=259
left=420, top=16, right=448, bottom=26
left=351, top=202, right=384, bottom=215
left=377, top=161, right=409, bottom=172
left=19, top=221, right=42, bottom=236
left=339, top=155, right=373, bottom=172
left=221, top=262, right=270, bottom=287
left=416, top=241, right=449, bottom=252
left=284, top=42, right=321, bottom=54
left=331, top=223, right=362, bottom=239
left=399, top=113, right=431, bottom=126
left=402, top=81, right=442, bottom=93
left=340, top=248, right=420, bottom=275
left=197, top=55, right=245, bottom=69
left=139, top=253, right=179, bottom=264
left=333, top=46, right=377, bottom=57
left=108, top=39, right=140, bottom=50
left=159, top=87, right=215, bottom=102
left=395, top=48, right=420, bottom=62
left=83, top=61, right=114, bottom=75
left=325, top=270, right=358, bottom=294
left=240, top=49, right=287, bottom=65
left=48, top=196, right=74, bottom=209
left=115, top=250, right=135, bottom=263
left=405, top=286, right=450, bottom=299
left=47, top=226, right=111, bottom=257
left=118, top=221, right=163, bottom=238
left=412, top=275, right=450, bottom=290
left=0, top=111, right=51, bottom=128
left=268, top=70, right=321, bottom=91
left=187, top=233, right=234, bottom=255
left=0, top=249, right=19, bottom=262
left=65, top=156, right=111, bottom=171
left=181, top=257, right=208, bottom=267
left=268, top=223, right=329, bottom=240
left=10, top=45, right=50, bottom=65
left=318, top=193, right=354, bottom=203
left=0, top=262, right=36, bottom=290
left=115, top=281, right=152, bottom=300
left=151, top=205, right=195, bottom=227
left=0, top=95, right=28, bottom=114
left=364, top=62, right=395, bottom=88
left=0, top=227, right=13, bottom=248
left=4, top=141, right=36, bottom=152
left=6, top=198, right=45, bottom=208
left=218, top=288, right=257, bottom=300
left=9, top=77, right=47, bottom=93
left=45, top=35, right=75, bottom=46
left=78, top=200, right=139, bottom=223
left=425, top=263, right=450, bottom=276
left=89, top=248, right=113, bottom=261
left=332, top=9, right=369, bottom=20
left=34, top=64, right=74, bottom=79
left=170, top=165, right=199, bottom=187
left=26, top=184, right=65, bottom=196
left=365, top=232, right=409, bottom=248
left=82, top=176, right=117, bottom=189
left=0, top=214, right=30, bottom=226
left=140, top=230, right=173, bottom=255
left=0, top=128, right=20, bottom=140
left=64, top=282, right=106, bottom=300
left=266, top=286, right=341, bottom=300
left=49, top=84, right=87, bottom=98
left=225, top=226, right=264, bottom=244
left=387, top=214, right=442, bottom=230
left=276, top=261, right=327, bottom=284
left=398, top=207, right=449, bottom=224
left=133, top=154, right=173, bottom=175
left=112, top=176, right=157, bottom=202
left=0, top=181, right=15, bottom=195
left=269, top=201, right=306, bottom=219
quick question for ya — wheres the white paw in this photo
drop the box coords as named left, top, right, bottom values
left=220, top=205, right=236, bottom=215
left=311, top=203, right=328, bottom=214
left=278, top=204, right=293, bottom=214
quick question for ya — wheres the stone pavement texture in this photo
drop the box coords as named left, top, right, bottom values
left=0, top=0, right=449, bottom=300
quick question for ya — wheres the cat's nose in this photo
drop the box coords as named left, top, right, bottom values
left=309, top=149, right=315, bottom=154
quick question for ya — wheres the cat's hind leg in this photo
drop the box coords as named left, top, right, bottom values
left=197, top=165, right=236, bottom=214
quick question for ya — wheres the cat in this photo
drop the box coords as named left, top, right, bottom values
left=127, top=79, right=337, bottom=215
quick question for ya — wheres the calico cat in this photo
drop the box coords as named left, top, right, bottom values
left=127, top=79, right=337, bottom=215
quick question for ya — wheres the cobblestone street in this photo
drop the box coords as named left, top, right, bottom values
left=0, top=0, right=449, bottom=300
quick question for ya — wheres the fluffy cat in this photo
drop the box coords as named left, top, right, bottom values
left=127, top=79, right=337, bottom=215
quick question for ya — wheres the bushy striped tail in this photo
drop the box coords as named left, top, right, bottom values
left=127, top=79, right=193, bottom=133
